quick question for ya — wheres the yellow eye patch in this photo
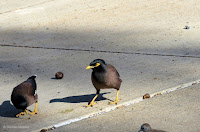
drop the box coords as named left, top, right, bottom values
left=95, top=63, right=100, bottom=67
left=86, top=63, right=101, bottom=69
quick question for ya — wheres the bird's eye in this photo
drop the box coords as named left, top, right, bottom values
left=141, top=127, right=144, bottom=130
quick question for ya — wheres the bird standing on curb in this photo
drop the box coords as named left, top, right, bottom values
left=86, top=59, right=122, bottom=107
left=139, top=123, right=166, bottom=132
left=11, top=75, right=38, bottom=117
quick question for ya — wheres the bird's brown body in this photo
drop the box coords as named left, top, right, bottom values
left=86, top=59, right=122, bottom=107
left=11, top=82, right=38, bottom=109
left=11, top=75, right=38, bottom=117
left=91, top=64, right=121, bottom=90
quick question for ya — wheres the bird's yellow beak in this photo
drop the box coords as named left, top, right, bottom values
left=86, top=66, right=94, bottom=69
left=86, top=63, right=101, bottom=69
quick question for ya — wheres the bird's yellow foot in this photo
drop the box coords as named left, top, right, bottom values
left=28, top=102, right=38, bottom=115
left=85, top=102, right=97, bottom=107
left=109, top=99, right=120, bottom=105
left=16, top=112, right=25, bottom=117
left=29, top=111, right=37, bottom=115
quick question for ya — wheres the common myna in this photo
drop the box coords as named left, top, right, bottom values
left=11, top=75, right=38, bottom=117
left=86, top=59, right=122, bottom=107
left=139, top=123, right=166, bottom=132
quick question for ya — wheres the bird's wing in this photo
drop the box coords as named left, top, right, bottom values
left=107, top=64, right=122, bottom=82
left=21, top=80, right=37, bottom=96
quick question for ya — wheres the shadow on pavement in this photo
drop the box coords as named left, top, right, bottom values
left=49, top=92, right=111, bottom=104
left=0, top=100, right=18, bottom=118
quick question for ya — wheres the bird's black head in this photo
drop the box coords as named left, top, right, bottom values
left=139, top=123, right=151, bottom=132
left=27, top=75, right=37, bottom=80
left=89, top=59, right=106, bottom=66
left=86, top=59, right=106, bottom=71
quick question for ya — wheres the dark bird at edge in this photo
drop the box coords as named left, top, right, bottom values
left=11, top=75, right=38, bottom=117
left=86, top=59, right=122, bottom=107
left=139, top=123, right=166, bottom=132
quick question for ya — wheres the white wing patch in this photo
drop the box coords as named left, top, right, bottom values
left=34, top=90, right=37, bottom=96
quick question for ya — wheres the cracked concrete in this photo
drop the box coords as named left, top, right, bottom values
left=0, top=44, right=200, bottom=59
left=0, top=0, right=200, bottom=56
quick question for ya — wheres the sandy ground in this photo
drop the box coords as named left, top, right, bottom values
left=0, top=0, right=200, bottom=132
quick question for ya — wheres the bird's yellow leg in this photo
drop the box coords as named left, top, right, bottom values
left=86, top=94, right=99, bottom=107
left=109, top=90, right=120, bottom=105
left=29, top=101, right=38, bottom=115
left=16, top=109, right=28, bottom=117
left=25, top=109, right=28, bottom=114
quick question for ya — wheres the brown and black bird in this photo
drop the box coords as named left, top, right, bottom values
left=139, top=123, right=166, bottom=132
left=11, top=75, right=38, bottom=117
left=86, top=59, right=122, bottom=107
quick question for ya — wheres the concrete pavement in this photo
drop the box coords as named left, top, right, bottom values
left=0, top=46, right=199, bottom=132
left=0, top=0, right=200, bottom=132
left=52, top=84, right=200, bottom=132
left=0, top=0, right=200, bottom=56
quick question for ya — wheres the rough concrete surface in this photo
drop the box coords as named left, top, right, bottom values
left=0, top=0, right=200, bottom=132
left=52, top=84, right=200, bottom=132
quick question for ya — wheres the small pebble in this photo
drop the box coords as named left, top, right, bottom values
left=143, top=93, right=150, bottom=99
left=55, top=72, right=64, bottom=79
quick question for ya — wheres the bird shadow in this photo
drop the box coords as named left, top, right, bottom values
left=0, top=100, right=19, bottom=118
left=51, top=77, right=63, bottom=80
left=49, top=92, right=111, bottom=104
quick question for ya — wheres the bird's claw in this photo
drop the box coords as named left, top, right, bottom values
left=16, top=112, right=25, bottom=117
left=109, top=99, right=120, bottom=105
left=109, top=101, right=117, bottom=105
left=29, top=111, right=37, bottom=115
left=16, top=110, right=37, bottom=117
left=85, top=102, right=97, bottom=107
